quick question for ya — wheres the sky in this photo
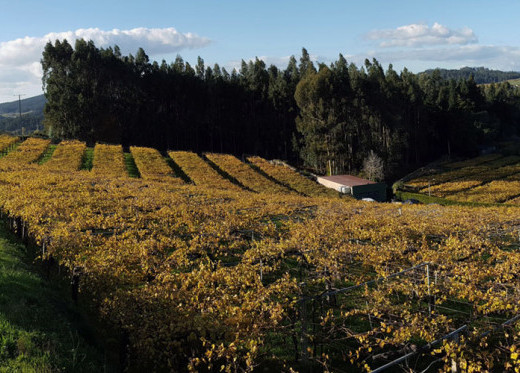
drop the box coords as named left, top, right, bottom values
left=1, top=0, right=519, bottom=103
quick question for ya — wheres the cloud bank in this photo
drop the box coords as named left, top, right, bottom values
left=365, top=22, right=477, bottom=48
left=229, top=44, right=520, bottom=77
left=353, top=22, right=520, bottom=72
left=0, top=27, right=210, bottom=102
left=369, top=45, right=520, bottom=71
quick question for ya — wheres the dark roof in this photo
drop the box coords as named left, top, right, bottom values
left=318, top=175, right=376, bottom=187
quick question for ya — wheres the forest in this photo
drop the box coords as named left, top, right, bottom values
left=41, top=39, right=520, bottom=179
left=0, top=112, right=43, bottom=134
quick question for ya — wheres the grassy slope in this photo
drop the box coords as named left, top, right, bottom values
left=508, top=78, right=520, bottom=87
left=80, top=148, right=94, bottom=170
left=394, top=190, right=513, bottom=207
left=37, top=144, right=57, bottom=165
left=0, top=223, right=103, bottom=372
left=123, top=152, right=141, bottom=178
left=393, top=153, right=520, bottom=206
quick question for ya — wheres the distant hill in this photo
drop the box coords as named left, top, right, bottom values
left=420, top=67, right=520, bottom=84
left=0, top=94, right=45, bottom=135
left=0, top=94, right=45, bottom=115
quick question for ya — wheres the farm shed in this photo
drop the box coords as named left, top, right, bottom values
left=317, top=175, right=387, bottom=202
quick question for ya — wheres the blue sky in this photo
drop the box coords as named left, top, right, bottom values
left=1, top=0, right=519, bottom=102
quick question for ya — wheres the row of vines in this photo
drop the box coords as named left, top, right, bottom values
left=0, top=137, right=519, bottom=371
left=403, top=154, right=520, bottom=205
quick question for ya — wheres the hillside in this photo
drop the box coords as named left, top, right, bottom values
left=0, top=222, right=103, bottom=371
left=0, top=95, right=45, bottom=135
left=396, top=153, right=520, bottom=204
left=0, top=136, right=518, bottom=372
left=0, top=94, right=45, bottom=115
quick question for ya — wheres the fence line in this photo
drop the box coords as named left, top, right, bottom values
left=297, top=260, right=518, bottom=372
left=299, top=262, right=429, bottom=303
left=480, top=313, right=520, bottom=338
left=370, top=325, right=468, bottom=373
left=370, top=313, right=520, bottom=372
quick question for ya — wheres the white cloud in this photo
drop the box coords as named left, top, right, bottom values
left=225, top=44, right=520, bottom=77
left=357, top=23, right=520, bottom=72
left=0, top=27, right=211, bottom=103
left=43, top=27, right=211, bottom=56
left=365, top=22, right=478, bottom=48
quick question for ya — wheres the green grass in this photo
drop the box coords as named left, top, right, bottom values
left=80, top=147, right=94, bottom=170
left=394, top=190, right=520, bottom=208
left=0, top=223, right=103, bottom=371
left=123, top=152, right=141, bottom=178
left=0, top=141, right=20, bottom=159
left=37, top=144, right=57, bottom=165
left=507, top=78, right=520, bottom=87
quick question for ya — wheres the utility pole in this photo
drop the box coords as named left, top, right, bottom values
left=14, top=94, right=25, bottom=135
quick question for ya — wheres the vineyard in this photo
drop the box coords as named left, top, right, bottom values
left=399, top=154, right=520, bottom=205
left=0, top=136, right=519, bottom=372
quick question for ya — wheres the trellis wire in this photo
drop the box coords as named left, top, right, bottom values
left=299, top=262, right=430, bottom=303
left=370, top=325, right=468, bottom=373
left=370, top=312, right=520, bottom=372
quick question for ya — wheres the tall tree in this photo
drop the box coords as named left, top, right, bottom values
left=41, top=40, right=520, bottom=180
left=295, top=66, right=348, bottom=174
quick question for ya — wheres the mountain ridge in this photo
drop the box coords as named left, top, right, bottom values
left=0, top=94, right=46, bottom=115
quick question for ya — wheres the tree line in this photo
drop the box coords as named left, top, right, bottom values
left=0, top=112, right=43, bottom=135
left=41, top=39, right=520, bottom=179
left=421, top=67, right=520, bottom=84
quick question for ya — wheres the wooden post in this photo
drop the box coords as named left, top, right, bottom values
left=451, top=328, right=461, bottom=373
left=451, top=359, right=458, bottom=373
left=71, top=266, right=82, bottom=304
left=366, top=300, right=373, bottom=329
left=434, top=270, right=438, bottom=311
left=119, top=329, right=130, bottom=371
left=14, top=217, right=17, bottom=235
left=426, top=264, right=432, bottom=314
left=324, top=267, right=336, bottom=306
left=300, top=300, right=308, bottom=363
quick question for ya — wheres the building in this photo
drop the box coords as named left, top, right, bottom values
left=316, top=175, right=387, bottom=202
